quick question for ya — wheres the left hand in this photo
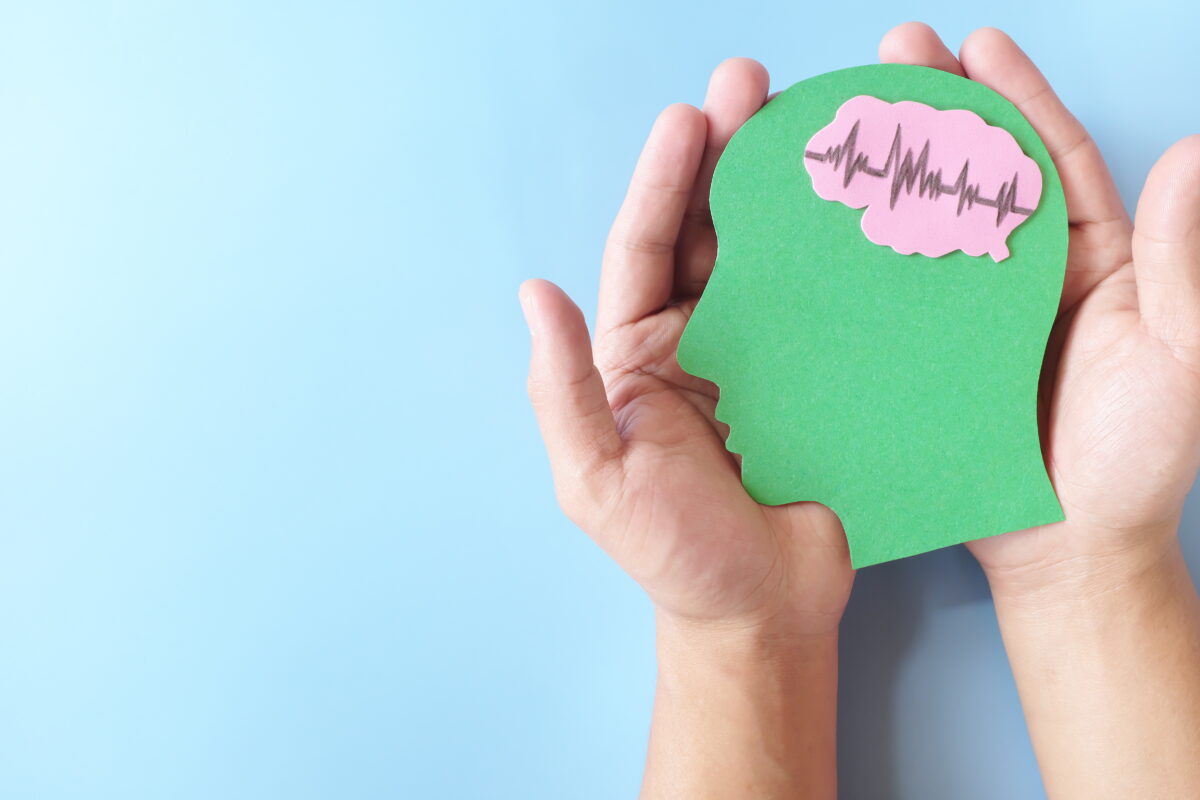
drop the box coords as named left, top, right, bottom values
left=882, top=23, right=1200, bottom=589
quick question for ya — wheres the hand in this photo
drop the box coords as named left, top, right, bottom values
left=523, top=60, right=851, bottom=799
left=883, top=25, right=1200, bottom=800
left=881, top=24, right=1200, bottom=588
left=521, top=59, right=854, bottom=637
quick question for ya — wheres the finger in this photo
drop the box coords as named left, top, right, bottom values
left=597, top=104, right=706, bottom=334
left=521, top=279, right=624, bottom=521
left=879, top=21, right=965, bottom=76
left=1131, top=135, right=1200, bottom=366
left=958, top=28, right=1131, bottom=308
left=959, top=28, right=1123, bottom=226
left=674, top=58, right=770, bottom=296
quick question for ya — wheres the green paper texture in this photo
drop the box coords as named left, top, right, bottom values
left=677, top=64, right=1067, bottom=568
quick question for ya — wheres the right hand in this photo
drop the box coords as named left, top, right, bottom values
left=520, top=58, right=854, bottom=637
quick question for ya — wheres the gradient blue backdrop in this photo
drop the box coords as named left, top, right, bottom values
left=0, top=2, right=1196, bottom=798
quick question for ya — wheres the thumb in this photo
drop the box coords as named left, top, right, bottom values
left=1132, top=135, right=1200, bottom=365
left=520, top=279, right=624, bottom=525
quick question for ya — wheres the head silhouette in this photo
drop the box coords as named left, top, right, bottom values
left=677, top=64, right=1066, bottom=567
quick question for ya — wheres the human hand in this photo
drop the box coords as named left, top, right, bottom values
left=883, top=25, right=1200, bottom=799
left=881, top=23, right=1200, bottom=591
left=522, top=60, right=853, bottom=798
left=521, top=59, right=854, bottom=639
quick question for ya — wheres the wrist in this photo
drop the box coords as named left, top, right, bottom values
left=654, top=608, right=840, bottom=672
left=982, top=528, right=1200, bottom=800
left=984, top=523, right=1189, bottom=619
left=643, top=609, right=840, bottom=800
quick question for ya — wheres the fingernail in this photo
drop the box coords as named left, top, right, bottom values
left=519, top=286, right=540, bottom=336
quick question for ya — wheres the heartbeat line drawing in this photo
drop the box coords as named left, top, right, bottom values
left=804, top=119, right=1034, bottom=227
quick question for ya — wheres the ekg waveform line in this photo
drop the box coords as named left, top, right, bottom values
left=804, top=120, right=1034, bottom=226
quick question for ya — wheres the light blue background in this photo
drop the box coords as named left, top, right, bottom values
left=0, top=2, right=1196, bottom=798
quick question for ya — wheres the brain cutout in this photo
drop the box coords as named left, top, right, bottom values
left=803, top=95, right=1042, bottom=262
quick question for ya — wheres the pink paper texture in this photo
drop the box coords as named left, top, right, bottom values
left=803, top=95, right=1041, bottom=261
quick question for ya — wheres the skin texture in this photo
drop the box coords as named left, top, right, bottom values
left=522, top=22, right=1200, bottom=799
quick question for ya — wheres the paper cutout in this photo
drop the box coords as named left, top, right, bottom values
left=677, top=65, right=1066, bottom=568
left=804, top=95, right=1042, bottom=261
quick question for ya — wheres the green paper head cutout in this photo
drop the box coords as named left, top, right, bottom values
left=677, top=64, right=1067, bottom=568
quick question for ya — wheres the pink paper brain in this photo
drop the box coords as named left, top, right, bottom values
left=803, top=95, right=1042, bottom=262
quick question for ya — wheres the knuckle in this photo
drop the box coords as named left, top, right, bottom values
left=608, top=232, right=675, bottom=257
left=553, top=481, right=587, bottom=526
left=553, top=467, right=619, bottom=532
left=525, top=372, right=555, bottom=405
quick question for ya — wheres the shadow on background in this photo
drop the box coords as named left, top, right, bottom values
left=838, top=500, right=1200, bottom=799
left=837, top=544, right=993, bottom=796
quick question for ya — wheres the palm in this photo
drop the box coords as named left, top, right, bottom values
left=972, top=257, right=1200, bottom=571
left=593, top=300, right=851, bottom=626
